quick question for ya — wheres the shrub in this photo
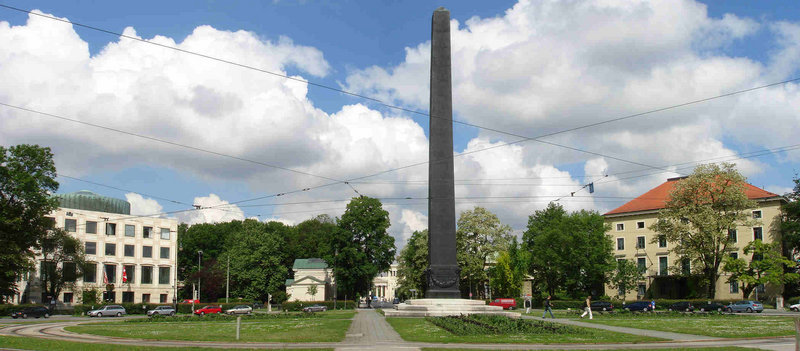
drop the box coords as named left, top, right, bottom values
left=281, top=300, right=355, bottom=311
left=426, top=315, right=581, bottom=336
left=127, top=311, right=316, bottom=323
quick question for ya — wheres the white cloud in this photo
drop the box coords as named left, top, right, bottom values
left=125, top=193, right=164, bottom=216
left=178, top=194, right=245, bottom=224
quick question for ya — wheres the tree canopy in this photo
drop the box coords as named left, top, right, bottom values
left=456, top=207, right=512, bottom=298
left=723, top=239, right=799, bottom=299
left=0, top=144, right=59, bottom=297
left=396, top=229, right=428, bottom=299
left=650, top=163, right=756, bottom=298
left=222, top=220, right=288, bottom=302
left=39, top=228, right=85, bottom=302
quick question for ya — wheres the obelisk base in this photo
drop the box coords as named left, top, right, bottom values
left=384, top=299, right=520, bottom=318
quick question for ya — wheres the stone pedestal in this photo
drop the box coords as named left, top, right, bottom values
left=384, top=298, right=520, bottom=318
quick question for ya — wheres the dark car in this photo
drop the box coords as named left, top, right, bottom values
left=667, top=301, right=695, bottom=312
left=590, top=301, right=614, bottom=311
left=697, top=302, right=726, bottom=312
left=392, top=297, right=400, bottom=304
left=11, top=306, right=50, bottom=319
left=302, top=304, right=327, bottom=312
left=624, top=301, right=653, bottom=312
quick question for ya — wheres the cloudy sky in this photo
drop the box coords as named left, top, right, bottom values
left=1, top=0, right=799, bottom=248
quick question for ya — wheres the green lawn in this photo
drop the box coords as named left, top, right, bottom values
left=66, top=312, right=353, bottom=342
left=576, top=314, right=795, bottom=338
left=386, top=317, right=663, bottom=344
left=422, top=348, right=764, bottom=351
left=0, top=336, right=332, bottom=350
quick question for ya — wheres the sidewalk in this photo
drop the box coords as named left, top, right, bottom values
left=337, top=309, right=413, bottom=351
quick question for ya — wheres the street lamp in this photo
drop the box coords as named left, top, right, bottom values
left=197, top=250, right=203, bottom=302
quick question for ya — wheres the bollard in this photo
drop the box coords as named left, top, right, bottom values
left=236, top=316, right=241, bottom=340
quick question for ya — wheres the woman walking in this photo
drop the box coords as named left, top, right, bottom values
left=580, top=295, right=593, bottom=319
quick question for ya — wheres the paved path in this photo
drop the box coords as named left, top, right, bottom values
left=0, top=309, right=796, bottom=350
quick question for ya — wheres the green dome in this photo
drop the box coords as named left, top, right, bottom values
left=54, top=190, right=131, bottom=215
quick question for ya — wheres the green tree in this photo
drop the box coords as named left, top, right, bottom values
left=396, top=229, right=428, bottom=299
left=456, top=207, right=512, bottom=298
left=223, top=220, right=288, bottom=302
left=608, top=259, right=642, bottom=297
left=723, top=240, right=800, bottom=299
left=489, top=251, right=519, bottom=298
left=39, top=228, right=86, bottom=303
left=177, top=220, right=242, bottom=299
left=329, top=196, right=396, bottom=299
left=0, top=144, right=59, bottom=297
left=780, top=175, right=800, bottom=297
left=650, top=163, right=757, bottom=298
left=307, top=285, right=318, bottom=301
left=523, top=203, right=613, bottom=298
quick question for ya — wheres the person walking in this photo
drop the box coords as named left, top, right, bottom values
left=580, top=295, right=593, bottom=319
left=542, top=295, right=555, bottom=319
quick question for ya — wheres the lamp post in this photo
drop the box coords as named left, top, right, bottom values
left=197, top=250, right=203, bottom=302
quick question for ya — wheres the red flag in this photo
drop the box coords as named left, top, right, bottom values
left=122, top=266, right=128, bottom=283
left=103, top=269, right=109, bottom=285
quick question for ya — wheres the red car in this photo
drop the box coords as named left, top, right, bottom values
left=489, top=298, right=517, bottom=310
left=194, top=305, right=222, bottom=315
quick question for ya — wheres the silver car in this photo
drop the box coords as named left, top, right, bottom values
left=225, top=305, right=253, bottom=315
left=726, top=300, right=764, bottom=313
left=147, top=305, right=176, bottom=316
left=87, top=305, right=127, bottom=317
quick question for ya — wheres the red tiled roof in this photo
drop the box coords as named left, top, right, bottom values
left=604, top=177, right=780, bottom=216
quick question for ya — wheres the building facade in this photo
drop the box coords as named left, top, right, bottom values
left=14, top=190, right=178, bottom=305
left=285, top=258, right=334, bottom=302
left=603, top=177, right=785, bottom=301
left=371, top=263, right=399, bottom=301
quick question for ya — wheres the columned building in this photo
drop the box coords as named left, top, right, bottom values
left=14, top=190, right=178, bottom=305
left=371, top=263, right=399, bottom=301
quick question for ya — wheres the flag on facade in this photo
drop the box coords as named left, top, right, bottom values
left=122, top=266, right=128, bottom=283
left=103, top=269, right=108, bottom=285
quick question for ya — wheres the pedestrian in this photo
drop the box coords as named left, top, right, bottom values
left=580, top=295, right=593, bottom=319
left=542, top=295, right=555, bottom=319
left=650, top=299, right=656, bottom=312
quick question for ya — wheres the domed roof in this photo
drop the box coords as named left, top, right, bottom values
left=54, top=190, right=131, bottom=215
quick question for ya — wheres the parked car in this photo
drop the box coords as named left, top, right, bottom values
left=253, top=302, right=264, bottom=309
left=87, top=305, right=126, bottom=317
left=696, top=302, right=726, bottom=312
left=392, top=297, right=401, bottom=304
left=181, top=299, right=200, bottom=304
left=667, top=301, right=695, bottom=312
left=194, top=305, right=222, bottom=315
left=624, top=301, right=653, bottom=312
left=789, top=303, right=800, bottom=312
left=489, top=298, right=517, bottom=310
left=226, top=305, right=253, bottom=315
left=302, top=304, right=328, bottom=312
left=590, top=301, right=614, bottom=311
left=146, top=306, right=176, bottom=317
left=11, top=306, right=50, bottom=319
left=726, top=300, right=764, bottom=313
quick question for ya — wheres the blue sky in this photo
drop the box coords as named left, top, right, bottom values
left=1, top=0, right=799, bottom=244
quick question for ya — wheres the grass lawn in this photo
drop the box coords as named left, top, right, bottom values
left=386, top=317, right=664, bottom=344
left=422, top=348, right=764, bottom=351
left=576, top=314, right=795, bottom=338
left=0, top=336, right=332, bottom=350
left=65, top=311, right=353, bottom=342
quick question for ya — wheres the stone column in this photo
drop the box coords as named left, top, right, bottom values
left=426, top=7, right=460, bottom=299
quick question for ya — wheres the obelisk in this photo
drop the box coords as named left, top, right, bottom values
left=426, top=7, right=460, bottom=299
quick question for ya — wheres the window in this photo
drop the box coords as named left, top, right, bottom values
left=125, top=224, right=135, bottom=237
left=160, top=247, right=170, bottom=259
left=86, top=221, right=97, bottom=234
left=124, top=245, right=135, bottom=257
left=63, top=292, right=73, bottom=303
left=85, top=242, right=96, bottom=255
left=65, top=218, right=77, bottom=232
left=637, top=284, right=646, bottom=297
left=40, top=261, right=56, bottom=282
left=637, top=221, right=645, bottom=229
left=160, top=294, right=168, bottom=303
left=730, top=252, right=739, bottom=259
left=44, top=217, right=55, bottom=227
left=753, top=227, right=763, bottom=241
left=122, top=291, right=134, bottom=303
left=123, top=265, right=135, bottom=284
left=756, top=284, right=766, bottom=293
left=142, top=293, right=151, bottom=303
left=637, top=257, right=647, bottom=273
left=658, top=256, right=668, bottom=276
left=106, top=223, right=116, bottom=236
left=753, top=210, right=762, bottom=219
left=616, top=223, right=624, bottom=231
left=730, top=280, right=739, bottom=293
left=141, top=266, right=153, bottom=284
left=104, top=243, right=116, bottom=256
left=143, top=226, right=153, bottom=239
left=160, top=228, right=170, bottom=240
left=158, top=266, right=170, bottom=284
left=142, top=246, right=152, bottom=258
left=753, top=253, right=764, bottom=261
left=617, top=238, right=625, bottom=250
left=728, top=229, right=737, bottom=243
left=104, top=264, right=116, bottom=284
left=83, top=263, right=96, bottom=283
left=636, top=236, right=646, bottom=249
left=681, top=258, right=690, bottom=275
left=63, top=262, right=77, bottom=282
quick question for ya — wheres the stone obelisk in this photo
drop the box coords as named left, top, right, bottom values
left=426, top=7, right=460, bottom=299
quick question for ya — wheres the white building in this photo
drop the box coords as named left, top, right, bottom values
left=371, top=263, right=399, bottom=301
left=14, top=190, right=178, bottom=305
left=285, top=258, right=334, bottom=302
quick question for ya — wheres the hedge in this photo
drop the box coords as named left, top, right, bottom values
left=281, top=300, right=355, bottom=311
left=491, top=298, right=747, bottom=310
left=0, top=304, right=73, bottom=316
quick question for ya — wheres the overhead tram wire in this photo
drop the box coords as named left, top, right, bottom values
left=8, top=5, right=798, bottom=178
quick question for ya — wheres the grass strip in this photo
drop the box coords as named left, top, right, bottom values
left=422, top=347, right=764, bottom=351
left=0, top=335, right=332, bottom=350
